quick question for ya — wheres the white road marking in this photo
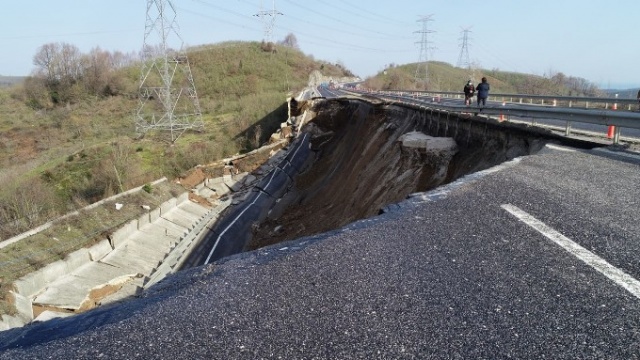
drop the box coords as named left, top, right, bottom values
left=502, top=204, right=640, bottom=300
left=544, top=144, right=576, bottom=152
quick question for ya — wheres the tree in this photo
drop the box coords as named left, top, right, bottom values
left=83, top=47, right=112, bottom=96
left=33, top=43, right=60, bottom=82
left=279, top=33, right=299, bottom=49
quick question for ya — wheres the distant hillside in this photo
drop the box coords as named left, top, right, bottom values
left=604, top=88, right=639, bottom=99
left=0, top=76, right=25, bottom=87
left=364, top=61, right=604, bottom=97
left=0, top=40, right=353, bottom=240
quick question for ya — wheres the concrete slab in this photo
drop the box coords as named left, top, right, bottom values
left=0, top=315, right=24, bottom=331
left=110, top=220, right=138, bottom=249
left=178, top=201, right=209, bottom=217
left=223, top=174, right=244, bottom=192
left=33, top=311, right=74, bottom=323
left=196, top=187, right=217, bottom=199
left=13, top=270, right=47, bottom=298
left=160, top=198, right=178, bottom=216
left=72, top=262, right=140, bottom=284
left=11, top=292, right=33, bottom=322
left=100, top=248, right=161, bottom=275
left=207, top=177, right=231, bottom=197
left=128, top=231, right=179, bottom=250
left=398, top=131, right=457, bottom=155
left=149, top=207, right=161, bottom=223
left=64, top=248, right=91, bottom=273
left=161, top=208, right=199, bottom=229
left=138, top=223, right=183, bottom=240
left=138, top=211, right=151, bottom=229
left=88, top=239, right=113, bottom=261
left=177, top=192, right=189, bottom=205
left=119, top=235, right=169, bottom=261
left=32, top=262, right=140, bottom=310
left=148, top=217, right=188, bottom=237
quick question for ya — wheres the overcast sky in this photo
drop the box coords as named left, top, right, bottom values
left=1, top=0, right=638, bottom=89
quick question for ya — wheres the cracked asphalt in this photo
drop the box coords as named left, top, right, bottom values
left=1, top=144, right=639, bottom=359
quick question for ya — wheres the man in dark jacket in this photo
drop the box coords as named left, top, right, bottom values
left=476, top=77, right=490, bottom=107
left=463, top=80, right=475, bottom=106
left=637, top=89, right=640, bottom=111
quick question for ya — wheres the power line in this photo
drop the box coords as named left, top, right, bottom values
left=281, top=0, right=411, bottom=40
left=314, top=0, right=407, bottom=28
left=338, top=1, right=408, bottom=26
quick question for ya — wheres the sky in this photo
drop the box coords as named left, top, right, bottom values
left=1, top=0, right=638, bottom=89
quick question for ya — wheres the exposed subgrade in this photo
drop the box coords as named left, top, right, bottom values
left=247, top=98, right=598, bottom=251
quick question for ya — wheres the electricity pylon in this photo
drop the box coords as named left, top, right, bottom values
left=254, top=0, right=282, bottom=44
left=457, top=27, right=472, bottom=69
left=414, top=15, right=435, bottom=89
left=135, top=0, right=204, bottom=143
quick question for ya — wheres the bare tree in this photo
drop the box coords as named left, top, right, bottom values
left=279, top=33, right=299, bottom=49
left=33, top=43, right=61, bottom=82
left=83, top=47, right=112, bottom=95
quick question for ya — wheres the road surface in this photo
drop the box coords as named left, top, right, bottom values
left=1, top=143, right=639, bottom=359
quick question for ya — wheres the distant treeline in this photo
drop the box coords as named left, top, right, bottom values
left=0, top=76, right=25, bottom=87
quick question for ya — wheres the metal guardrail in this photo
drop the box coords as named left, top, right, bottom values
left=346, top=89, right=640, bottom=144
left=380, top=90, right=639, bottom=111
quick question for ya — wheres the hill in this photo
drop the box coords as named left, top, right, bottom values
left=0, top=76, right=25, bottom=88
left=0, top=40, right=353, bottom=242
left=363, top=61, right=604, bottom=97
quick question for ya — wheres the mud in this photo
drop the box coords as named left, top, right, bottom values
left=248, top=99, right=573, bottom=250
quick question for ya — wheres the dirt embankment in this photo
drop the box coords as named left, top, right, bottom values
left=249, top=99, right=550, bottom=250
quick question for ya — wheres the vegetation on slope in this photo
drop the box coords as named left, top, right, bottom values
left=0, top=40, right=351, bottom=241
left=364, top=61, right=604, bottom=97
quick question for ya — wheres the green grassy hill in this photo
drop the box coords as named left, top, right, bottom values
left=364, top=61, right=604, bottom=97
left=0, top=41, right=351, bottom=241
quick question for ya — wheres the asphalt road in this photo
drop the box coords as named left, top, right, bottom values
left=375, top=91, right=640, bottom=141
left=1, top=144, right=639, bottom=359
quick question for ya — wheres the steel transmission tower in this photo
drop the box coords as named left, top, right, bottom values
left=414, top=15, right=435, bottom=89
left=457, top=27, right=472, bottom=69
left=135, top=0, right=204, bottom=143
left=254, top=0, right=282, bottom=43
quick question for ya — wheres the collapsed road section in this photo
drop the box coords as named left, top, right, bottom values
left=180, top=98, right=599, bottom=268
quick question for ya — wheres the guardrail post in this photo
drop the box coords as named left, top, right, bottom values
left=613, top=127, right=621, bottom=144
left=565, top=121, right=572, bottom=136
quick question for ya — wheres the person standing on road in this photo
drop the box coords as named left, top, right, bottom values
left=463, top=80, right=475, bottom=106
left=637, top=89, right=640, bottom=111
left=476, top=77, right=490, bottom=107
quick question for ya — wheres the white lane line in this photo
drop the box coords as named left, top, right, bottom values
left=203, top=192, right=264, bottom=265
left=501, top=204, right=640, bottom=300
left=544, top=144, right=576, bottom=152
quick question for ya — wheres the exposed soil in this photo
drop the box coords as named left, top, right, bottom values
left=249, top=99, right=553, bottom=250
